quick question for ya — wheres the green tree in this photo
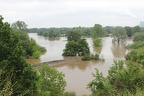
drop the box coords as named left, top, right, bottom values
left=112, top=26, right=127, bottom=44
left=43, top=32, right=48, bottom=37
left=39, top=65, right=66, bottom=96
left=67, top=30, right=81, bottom=41
left=124, top=26, right=133, bottom=38
left=12, top=29, right=31, bottom=57
left=37, top=31, right=43, bottom=36
left=132, top=26, right=141, bottom=34
left=29, top=38, right=41, bottom=58
left=63, top=39, right=90, bottom=56
left=11, top=20, right=28, bottom=32
left=88, top=60, right=144, bottom=96
left=93, top=38, right=102, bottom=47
left=0, top=16, right=38, bottom=96
left=48, top=28, right=60, bottom=37
left=62, top=40, right=78, bottom=56
left=91, top=24, right=105, bottom=38
left=104, top=26, right=113, bottom=34
left=133, top=32, right=144, bottom=42
left=77, top=39, right=90, bottom=56
left=13, top=28, right=46, bottom=58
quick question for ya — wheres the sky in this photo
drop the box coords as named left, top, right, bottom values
left=1, top=0, right=144, bottom=28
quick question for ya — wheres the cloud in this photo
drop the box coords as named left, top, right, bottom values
left=118, top=10, right=137, bottom=19
left=1, top=0, right=144, bottom=27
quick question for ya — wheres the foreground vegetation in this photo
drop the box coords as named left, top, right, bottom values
left=0, top=16, right=38, bottom=96
left=0, top=16, right=75, bottom=96
left=88, top=27, right=144, bottom=96
left=88, top=60, right=144, bottom=96
left=125, top=32, right=144, bottom=64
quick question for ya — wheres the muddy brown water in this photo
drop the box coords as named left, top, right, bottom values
left=28, top=33, right=132, bottom=96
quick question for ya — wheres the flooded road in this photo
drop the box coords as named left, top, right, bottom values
left=28, top=33, right=132, bottom=96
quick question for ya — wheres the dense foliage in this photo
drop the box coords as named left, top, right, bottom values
left=104, top=26, right=113, bottom=34
left=125, top=32, right=144, bottom=64
left=93, top=38, right=102, bottom=47
left=133, top=32, right=144, bottom=42
left=63, top=39, right=90, bottom=56
left=82, top=54, right=100, bottom=61
left=91, top=24, right=105, bottom=38
left=67, top=30, right=81, bottom=41
left=112, top=26, right=127, bottom=44
left=33, top=27, right=92, bottom=37
left=132, top=26, right=141, bottom=34
left=11, top=20, right=28, bottom=31
left=124, top=26, right=133, bottom=38
left=88, top=60, right=144, bottom=96
left=0, top=16, right=39, bottom=96
left=38, top=65, right=66, bottom=96
left=12, top=22, right=46, bottom=58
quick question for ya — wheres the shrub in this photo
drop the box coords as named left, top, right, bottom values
left=82, top=55, right=91, bottom=61
left=63, top=92, right=76, bottom=96
left=32, top=50, right=40, bottom=58
left=38, top=45, right=47, bottom=52
left=82, top=54, right=100, bottom=61
left=88, top=60, right=144, bottom=96
left=133, top=32, right=144, bottom=42
left=125, top=41, right=144, bottom=49
left=93, top=38, right=102, bottom=47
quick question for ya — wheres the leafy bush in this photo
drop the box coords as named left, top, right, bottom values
left=90, top=54, right=99, bottom=60
left=38, top=45, right=47, bottom=52
left=12, top=29, right=46, bottom=58
left=88, top=60, right=144, bottom=96
left=125, top=48, right=144, bottom=64
left=63, top=92, right=76, bottom=96
left=82, top=55, right=91, bottom=61
left=133, top=32, right=144, bottom=42
left=32, top=50, right=40, bottom=58
left=93, top=38, right=102, bottom=47
left=63, top=39, right=90, bottom=56
left=82, top=54, right=100, bottom=61
left=126, top=41, right=144, bottom=49
left=39, top=65, right=66, bottom=96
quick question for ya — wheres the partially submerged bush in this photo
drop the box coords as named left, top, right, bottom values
left=93, top=38, right=102, bottom=47
left=82, top=54, right=100, bottom=61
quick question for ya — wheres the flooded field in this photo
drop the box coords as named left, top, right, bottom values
left=28, top=33, right=132, bottom=96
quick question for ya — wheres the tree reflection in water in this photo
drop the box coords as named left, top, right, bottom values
left=111, top=42, right=126, bottom=58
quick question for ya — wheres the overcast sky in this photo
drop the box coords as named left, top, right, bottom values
left=1, top=0, right=144, bottom=28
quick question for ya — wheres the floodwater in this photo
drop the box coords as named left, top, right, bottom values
left=28, top=33, right=132, bottom=96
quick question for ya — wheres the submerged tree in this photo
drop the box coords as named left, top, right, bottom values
left=112, top=26, right=127, bottom=44
left=91, top=24, right=105, bottom=38
left=0, top=16, right=38, bottom=96
left=63, top=39, right=90, bottom=56
left=124, top=26, right=133, bottom=38
left=67, top=30, right=81, bottom=42
left=48, top=28, right=60, bottom=38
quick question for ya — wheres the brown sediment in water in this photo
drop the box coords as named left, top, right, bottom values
left=32, top=57, right=82, bottom=68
